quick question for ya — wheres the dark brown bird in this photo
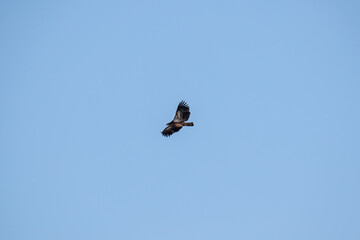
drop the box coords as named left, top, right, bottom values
left=162, top=100, right=194, bottom=137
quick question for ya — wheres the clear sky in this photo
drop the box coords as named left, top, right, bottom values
left=1, top=1, right=360, bottom=239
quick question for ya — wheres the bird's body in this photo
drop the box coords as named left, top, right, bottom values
left=162, top=101, right=194, bottom=137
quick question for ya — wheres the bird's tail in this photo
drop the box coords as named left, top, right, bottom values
left=183, top=122, right=194, bottom=126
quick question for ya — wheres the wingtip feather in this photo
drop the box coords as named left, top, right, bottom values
left=178, top=100, right=189, bottom=108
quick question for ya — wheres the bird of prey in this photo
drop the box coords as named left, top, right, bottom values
left=162, top=100, right=194, bottom=137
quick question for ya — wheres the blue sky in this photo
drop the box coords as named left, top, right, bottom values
left=1, top=1, right=360, bottom=239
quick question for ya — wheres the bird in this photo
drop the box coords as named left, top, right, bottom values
left=162, top=100, right=194, bottom=137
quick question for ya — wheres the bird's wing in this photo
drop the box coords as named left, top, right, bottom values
left=173, top=100, right=190, bottom=122
left=162, top=124, right=182, bottom=137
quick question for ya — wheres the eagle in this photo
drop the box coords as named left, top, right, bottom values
left=162, top=100, right=194, bottom=137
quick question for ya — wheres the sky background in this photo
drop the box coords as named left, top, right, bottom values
left=1, top=0, right=360, bottom=239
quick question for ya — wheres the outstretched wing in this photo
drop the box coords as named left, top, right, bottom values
left=173, top=100, right=190, bottom=122
left=162, top=124, right=182, bottom=137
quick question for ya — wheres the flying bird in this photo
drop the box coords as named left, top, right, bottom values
left=162, top=100, right=194, bottom=137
